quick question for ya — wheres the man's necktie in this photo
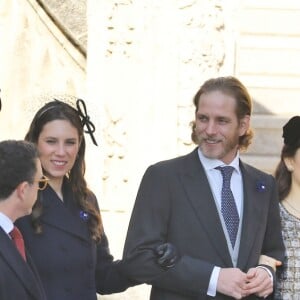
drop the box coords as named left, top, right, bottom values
left=216, top=166, right=240, bottom=248
left=10, top=226, right=26, bottom=261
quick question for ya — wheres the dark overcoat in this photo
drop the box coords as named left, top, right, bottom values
left=123, top=148, right=285, bottom=299
left=16, top=182, right=130, bottom=300
left=0, top=227, right=47, bottom=300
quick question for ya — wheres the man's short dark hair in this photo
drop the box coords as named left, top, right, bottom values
left=0, top=140, right=38, bottom=199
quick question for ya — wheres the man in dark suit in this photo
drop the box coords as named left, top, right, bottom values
left=123, top=76, right=285, bottom=299
left=0, top=140, right=47, bottom=300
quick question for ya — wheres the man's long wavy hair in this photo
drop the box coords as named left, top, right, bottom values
left=25, top=100, right=103, bottom=242
left=190, top=76, right=254, bottom=152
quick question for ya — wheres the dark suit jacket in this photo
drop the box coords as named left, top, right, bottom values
left=0, top=227, right=47, bottom=300
left=16, top=182, right=131, bottom=300
left=123, top=148, right=285, bottom=299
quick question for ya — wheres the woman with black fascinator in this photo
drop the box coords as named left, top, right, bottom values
left=15, top=98, right=178, bottom=300
left=272, top=116, right=300, bottom=299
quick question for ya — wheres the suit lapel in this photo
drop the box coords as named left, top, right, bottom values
left=179, top=149, right=233, bottom=266
left=0, top=229, right=43, bottom=299
left=237, top=162, right=267, bottom=269
left=41, top=186, right=89, bottom=241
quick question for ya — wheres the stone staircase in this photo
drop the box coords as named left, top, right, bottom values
left=241, top=114, right=288, bottom=174
left=237, top=0, right=300, bottom=174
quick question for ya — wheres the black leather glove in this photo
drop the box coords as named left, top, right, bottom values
left=155, top=243, right=180, bottom=268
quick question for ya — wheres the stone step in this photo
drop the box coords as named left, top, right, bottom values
left=240, top=154, right=280, bottom=175
left=241, top=114, right=289, bottom=174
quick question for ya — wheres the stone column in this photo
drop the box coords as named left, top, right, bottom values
left=86, top=0, right=179, bottom=212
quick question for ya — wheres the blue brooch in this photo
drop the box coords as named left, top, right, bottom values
left=256, top=181, right=266, bottom=192
left=79, top=210, right=89, bottom=221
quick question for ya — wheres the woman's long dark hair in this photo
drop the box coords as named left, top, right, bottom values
left=274, top=142, right=300, bottom=201
left=25, top=99, right=103, bottom=242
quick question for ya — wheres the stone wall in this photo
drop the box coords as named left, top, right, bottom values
left=0, top=0, right=86, bottom=140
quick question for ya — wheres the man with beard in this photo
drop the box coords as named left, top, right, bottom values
left=122, top=76, right=284, bottom=299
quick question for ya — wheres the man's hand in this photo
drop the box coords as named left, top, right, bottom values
left=243, top=267, right=273, bottom=298
left=217, top=268, right=248, bottom=299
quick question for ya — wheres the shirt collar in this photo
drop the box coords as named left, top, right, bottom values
left=197, top=148, right=241, bottom=174
left=0, top=212, right=14, bottom=234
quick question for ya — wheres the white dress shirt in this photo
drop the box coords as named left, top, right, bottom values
left=0, top=212, right=14, bottom=235
left=197, top=149, right=243, bottom=297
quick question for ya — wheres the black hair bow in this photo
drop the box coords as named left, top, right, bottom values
left=76, top=99, right=98, bottom=146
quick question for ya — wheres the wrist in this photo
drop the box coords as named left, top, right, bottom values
left=256, top=265, right=273, bottom=280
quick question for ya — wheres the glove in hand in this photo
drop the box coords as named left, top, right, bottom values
left=155, top=243, right=180, bottom=268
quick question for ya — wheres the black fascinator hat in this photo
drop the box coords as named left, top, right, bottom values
left=282, top=116, right=300, bottom=147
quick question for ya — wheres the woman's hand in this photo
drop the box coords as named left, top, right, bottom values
left=259, top=254, right=282, bottom=271
left=155, top=243, right=180, bottom=268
